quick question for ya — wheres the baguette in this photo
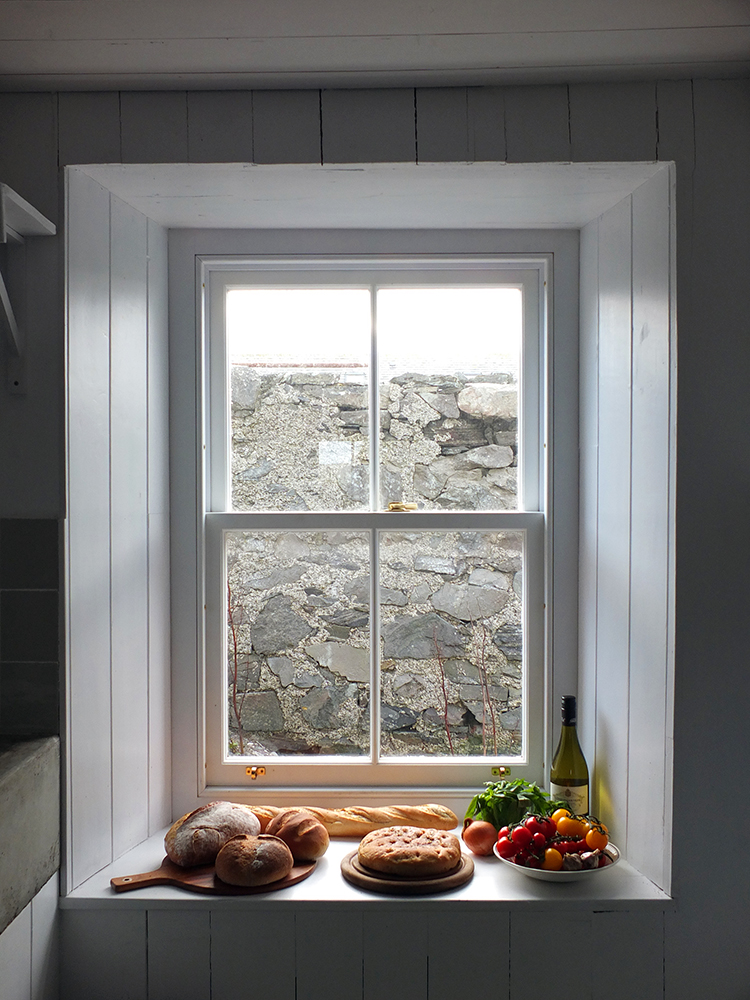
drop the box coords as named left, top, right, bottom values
left=249, top=803, right=458, bottom=837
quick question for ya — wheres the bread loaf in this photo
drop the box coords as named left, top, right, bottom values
left=215, top=834, right=294, bottom=887
left=265, top=809, right=330, bottom=861
left=358, top=826, right=462, bottom=876
left=249, top=803, right=458, bottom=837
left=165, top=801, right=261, bottom=867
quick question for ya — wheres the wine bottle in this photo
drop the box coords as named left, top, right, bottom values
left=549, top=695, right=589, bottom=815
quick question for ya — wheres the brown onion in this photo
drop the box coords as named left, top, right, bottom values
left=461, top=819, right=498, bottom=856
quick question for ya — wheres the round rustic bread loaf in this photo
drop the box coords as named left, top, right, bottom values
left=265, top=809, right=330, bottom=861
left=358, top=826, right=462, bottom=877
left=164, top=801, right=261, bottom=867
left=215, top=834, right=294, bottom=887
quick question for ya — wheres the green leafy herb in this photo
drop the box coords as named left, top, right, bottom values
left=465, top=778, right=565, bottom=830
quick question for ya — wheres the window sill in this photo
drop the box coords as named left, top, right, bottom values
left=60, top=828, right=672, bottom=912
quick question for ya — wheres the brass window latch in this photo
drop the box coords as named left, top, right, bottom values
left=387, top=502, right=418, bottom=512
left=246, top=766, right=266, bottom=779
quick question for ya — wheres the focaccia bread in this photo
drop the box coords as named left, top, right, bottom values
left=358, top=826, right=462, bottom=877
left=250, top=803, right=458, bottom=837
left=165, top=801, right=261, bottom=867
left=215, top=834, right=294, bottom=887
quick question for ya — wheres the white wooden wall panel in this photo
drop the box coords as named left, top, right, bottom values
left=296, top=909, right=364, bottom=1000
left=466, top=87, right=506, bottom=162
left=593, top=195, right=632, bottom=848
left=503, top=85, right=570, bottom=162
left=147, top=910, right=211, bottom=1000
left=591, top=910, right=664, bottom=999
left=627, top=169, right=673, bottom=889
left=58, top=91, right=121, bottom=166
left=321, top=90, right=416, bottom=163
left=120, top=91, right=189, bottom=163
left=252, top=90, right=322, bottom=164
left=428, top=910, right=509, bottom=1000
left=510, top=911, right=591, bottom=998
left=61, top=910, right=147, bottom=1000
left=577, top=218, right=600, bottom=777
left=363, top=909, right=428, bottom=1000
left=66, top=168, right=114, bottom=888
left=187, top=91, right=254, bottom=163
left=147, top=218, right=173, bottom=835
left=110, top=195, right=151, bottom=860
left=0, top=902, right=32, bottom=1000
left=569, top=82, right=657, bottom=161
left=416, top=88, right=470, bottom=162
left=0, top=93, right=58, bottom=225
left=30, top=875, right=59, bottom=1000
left=210, top=910, right=296, bottom=998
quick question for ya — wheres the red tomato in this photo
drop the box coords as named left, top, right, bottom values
left=510, top=825, right=533, bottom=849
left=498, top=826, right=510, bottom=840
left=532, top=832, right=547, bottom=850
left=555, top=840, right=578, bottom=855
left=524, top=816, right=547, bottom=837
left=573, top=839, right=588, bottom=854
left=495, top=836, right=518, bottom=859
left=462, top=820, right=499, bottom=856
left=542, top=818, right=557, bottom=839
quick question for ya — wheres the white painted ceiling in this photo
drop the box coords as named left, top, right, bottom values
left=1, top=0, right=748, bottom=91
left=75, top=161, right=668, bottom=229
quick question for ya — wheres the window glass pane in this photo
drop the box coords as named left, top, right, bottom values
left=227, top=288, right=371, bottom=511
left=377, top=288, right=521, bottom=510
left=226, top=529, right=370, bottom=756
left=379, top=529, right=523, bottom=758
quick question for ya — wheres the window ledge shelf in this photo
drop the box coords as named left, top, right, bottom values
left=61, top=829, right=672, bottom=912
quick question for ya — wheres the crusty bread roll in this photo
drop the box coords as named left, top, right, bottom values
left=249, top=803, right=458, bottom=837
left=165, top=801, right=261, bottom=867
left=215, top=834, right=294, bottom=887
left=265, top=809, right=330, bottom=861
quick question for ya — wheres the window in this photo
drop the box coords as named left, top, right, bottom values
left=201, top=254, right=554, bottom=791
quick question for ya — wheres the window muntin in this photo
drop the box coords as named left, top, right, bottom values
left=204, top=257, right=547, bottom=791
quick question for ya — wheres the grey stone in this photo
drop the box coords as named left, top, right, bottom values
left=414, top=554, right=459, bottom=575
left=425, top=420, right=487, bottom=453
left=300, top=684, right=357, bottom=729
left=381, top=704, right=418, bottom=731
left=324, top=385, right=368, bottom=409
left=294, top=669, right=325, bottom=689
left=334, top=463, right=369, bottom=503
left=0, top=737, right=60, bottom=935
left=321, top=608, right=369, bottom=630
left=409, top=583, right=433, bottom=604
left=413, top=463, right=444, bottom=500
left=244, top=565, right=305, bottom=590
left=418, top=390, right=460, bottom=418
left=337, top=409, right=368, bottom=429
left=381, top=587, right=407, bottom=606
left=494, top=430, right=517, bottom=447
left=397, top=390, right=441, bottom=424
left=288, top=372, right=337, bottom=386
left=231, top=366, right=263, bottom=410
left=431, top=582, right=510, bottom=621
left=304, top=641, right=370, bottom=682
left=457, top=383, right=517, bottom=420
left=465, top=444, right=514, bottom=469
left=459, top=683, right=510, bottom=703
left=239, top=691, right=285, bottom=732
left=513, top=572, right=522, bottom=597
left=382, top=612, right=467, bottom=659
left=422, top=704, right=467, bottom=728
left=231, top=657, right=261, bottom=691
left=499, top=709, right=522, bottom=731
left=239, top=458, right=274, bottom=481
left=252, top=595, right=314, bottom=654
left=444, top=658, right=481, bottom=683
left=393, top=673, right=424, bottom=699
left=468, top=568, right=512, bottom=590
left=486, top=467, right=518, bottom=491
left=492, top=624, right=523, bottom=661
left=276, top=535, right=311, bottom=560
left=267, top=656, right=295, bottom=686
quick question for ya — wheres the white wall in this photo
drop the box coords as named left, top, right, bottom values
left=0, top=875, right=59, bottom=1000
left=64, top=169, right=171, bottom=891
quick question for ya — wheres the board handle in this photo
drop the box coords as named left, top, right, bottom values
left=110, top=870, right=172, bottom=892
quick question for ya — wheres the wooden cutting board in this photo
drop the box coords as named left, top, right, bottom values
left=111, top=856, right=316, bottom=895
left=341, top=850, right=474, bottom=895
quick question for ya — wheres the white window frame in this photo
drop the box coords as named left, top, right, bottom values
left=199, top=252, right=554, bottom=793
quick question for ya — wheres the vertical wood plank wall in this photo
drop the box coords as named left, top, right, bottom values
left=64, top=170, right=172, bottom=892
left=0, top=875, right=59, bottom=1000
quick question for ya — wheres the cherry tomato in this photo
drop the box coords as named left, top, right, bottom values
left=586, top=828, right=609, bottom=851
left=542, top=848, right=563, bottom=871
left=498, top=826, right=510, bottom=840
left=556, top=815, right=588, bottom=839
left=524, top=816, right=548, bottom=837
left=554, top=839, right=578, bottom=855
left=510, top=825, right=533, bottom=849
left=532, top=832, right=547, bottom=851
left=525, top=855, right=543, bottom=869
left=573, top=839, right=589, bottom=854
left=541, top=818, right=557, bottom=839
left=551, top=808, right=571, bottom=825
left=495, top=836, right=518, bottom=859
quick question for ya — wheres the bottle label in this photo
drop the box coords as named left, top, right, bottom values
left=550, top=782, right=588, bottom=815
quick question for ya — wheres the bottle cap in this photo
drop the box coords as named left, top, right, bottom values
left=561, top=694, right=577, bottom=725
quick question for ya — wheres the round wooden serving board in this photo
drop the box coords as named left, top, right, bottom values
left=111, top=856, right=316, bottom=895
left=341, top=850, right=474, bottom=895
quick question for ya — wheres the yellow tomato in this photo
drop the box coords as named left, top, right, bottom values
left=556, top=815, right=588, bottom=839
left=586, top=828, right=609, bottom=850
left=542, top=848, right=563, bottom=871
left=550, top=808, right=571, bottom=825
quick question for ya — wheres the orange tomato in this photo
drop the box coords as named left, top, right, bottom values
left=556, top=815, right=588, bottom=839
left=586, top=828, right=609, bottom=850
left=550, top=808, right=571, bottom=825
left=542, top=848, right=563, bottom=871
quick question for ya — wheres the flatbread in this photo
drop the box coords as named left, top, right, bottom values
left=357, top=825, right=461, bottom=877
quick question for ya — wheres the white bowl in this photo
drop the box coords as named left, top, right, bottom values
left=493, top=841, right=620, bottom=881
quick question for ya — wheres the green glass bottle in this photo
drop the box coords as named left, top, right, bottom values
left=550, top=695, right=589, bottom=815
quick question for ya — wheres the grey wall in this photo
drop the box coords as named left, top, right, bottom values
left=0, top=79, right=748, bottom=996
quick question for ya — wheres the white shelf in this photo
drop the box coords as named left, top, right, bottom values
left=0, top=183, right=56, bottom=241
left=60, top=828, right=672, bottom=912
